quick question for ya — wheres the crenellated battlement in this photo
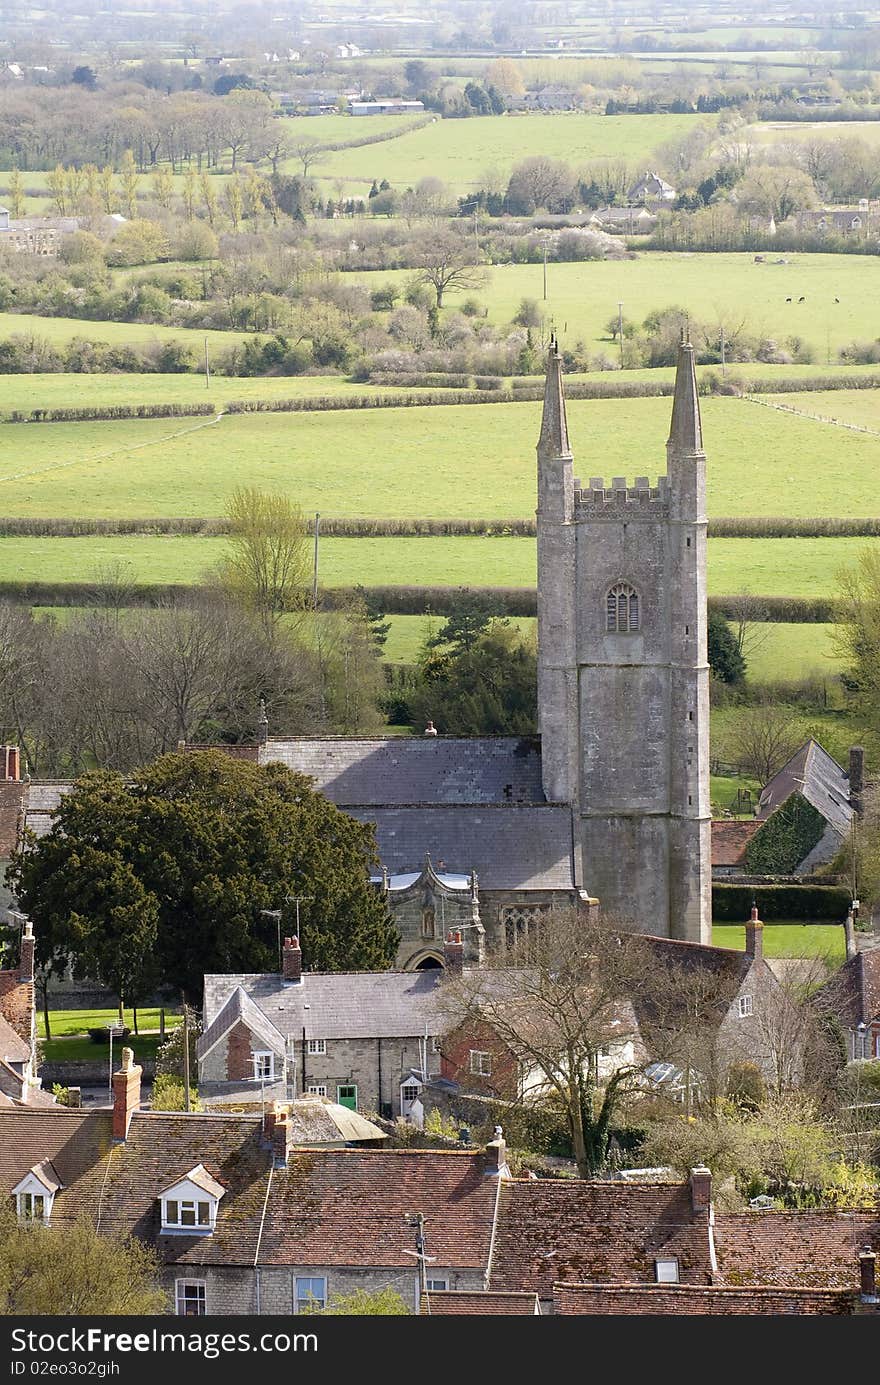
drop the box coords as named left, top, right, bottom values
left=573, top=473, right=669, bottom=515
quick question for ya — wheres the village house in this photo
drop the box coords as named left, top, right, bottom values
left=812, top=948, right=880, bottom=1062
left=627, top=171, right=677, bottom=203
left=0, top=914, right=49, bottom=1106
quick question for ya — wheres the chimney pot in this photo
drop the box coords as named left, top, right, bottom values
left=690, top=1166, right=712, bottom=1213
left=859, top=1246, right=876, bottom=1300
left=18, top=919, right=34, bottom=983
left=745, top=907, right=763, bottom=961
left=271, top=1108, right=289, bottom=1167
left=444, top=929, right=464, bottom=977
left=486, top=1126, right=507, bottom=1177
left=282, top=935, right=302, bottom=983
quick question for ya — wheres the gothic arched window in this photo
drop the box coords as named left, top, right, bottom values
left=606, top=582, right=640, bottom=633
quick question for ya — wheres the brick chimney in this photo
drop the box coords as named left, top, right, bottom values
left=18, top=918, right=34, bottom=983
left=271, top=1107, right=290, bottom=1167
left=282, top=936, right=302, bottom=983
left=485, top=1125, right=508, bottom=1178
left=745, top=904, right=763, bottom=961
left=444, top=930, right=464, bottom=976
left=690, top=1166, right=712, bottom=1213
left=112, top=1047, right=142, bottom=1140
left=0, top=746, right=20, bottom=781
left=850, top=746, right=865, bottom=816
left=859, top=1246, right=877, bottom=1301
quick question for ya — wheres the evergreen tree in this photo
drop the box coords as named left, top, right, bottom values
left=708, top=611, right=746, bottom=684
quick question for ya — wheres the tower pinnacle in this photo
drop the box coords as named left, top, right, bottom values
left=538, top=338, right=571, bottom=458
left=667, top=335, right=703, bottom=456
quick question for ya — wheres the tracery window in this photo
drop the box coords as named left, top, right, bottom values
left=606, top=583, right=640, bottom=633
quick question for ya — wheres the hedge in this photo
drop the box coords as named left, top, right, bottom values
left=712, top=883, right=851, bottom=921
left=3, top=403, right=215, bottom=424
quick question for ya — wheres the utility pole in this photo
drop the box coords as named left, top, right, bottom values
left=617, top=300, right=624, bottom=368
left=182, top=1000, right=191, bottom=1113
left=312, top=512, right=320, bottom=610
left=543, top=240, right=548, bottom=301
left=204, top=337, right=210, bottom=389
left=403, top=1212, right=434, bottom=1308
left=720, top=324, right=726, bottom=376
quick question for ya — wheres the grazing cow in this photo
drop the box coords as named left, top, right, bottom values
left=785, top=297, right=791, bottom=302
left=835, top=297, right=840, bottom=303
left=798, top=296, right=806, bottom=302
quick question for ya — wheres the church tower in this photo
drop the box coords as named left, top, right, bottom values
left=536, top=336, right=711, bottom=943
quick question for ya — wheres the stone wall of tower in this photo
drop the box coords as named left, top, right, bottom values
left=535, top=343, right=711, bottom=943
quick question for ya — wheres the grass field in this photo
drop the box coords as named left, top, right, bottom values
left=41, top=1033, right=169, bottom=1063
left=0, top=311, right=251, bottom=354
left=711, top=923, right=845, bottom=963
left=744, top=120, right=880, bottom=151
left=352, top=253, right=879, bottom=363
left=308, top=112, right=708, bottom=194
left=0, top=532, right=874, bottom=594
left=2, top=393, right=879, bottom=520
left=38, top=1006, right=180, bottom=1040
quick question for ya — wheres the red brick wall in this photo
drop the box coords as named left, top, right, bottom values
left=226, top=1020, right=255, bottom=1081
left=440, top=1018, right=519, bottom=1099
left=0, top=974, right=33, bottom=1043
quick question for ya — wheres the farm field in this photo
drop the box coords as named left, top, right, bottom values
left=1, top=393, right=878, bottom=520
left=763, top=389, right=880, bottom=431
left=309, top=112, right=711, bottom=194
left=0, top=311, right=251, bottom=354
left=744, top=119, right=880, bottom=150
left=352, top=253, right=878, bottom=363
left=0, top=534, right=872, bottom=594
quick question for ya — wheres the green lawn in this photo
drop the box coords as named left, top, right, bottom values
left=2, top=393, right=879, bottom=520
left=710, top=774, right=761, bottom=816
left=310, top=112, right=708, bottom=194
left=0, top=312, right=252, bottom=352
left=37, top=1006, right=181, bottom=1040
left=1, top=533, right=872, bottom=596
left=349, top=253, right=880, bottom=363
left=711, top=922, right=845, bottom=964
left=41, top=1033, right=170, bottom=1064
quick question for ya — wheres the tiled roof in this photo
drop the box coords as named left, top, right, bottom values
left=714, top=1211, right=880, bottom=1288
left=552, top=1282, right=855, bottom=1315
left=201, top=968, right=446, bottom=1042
left=260, top=736, right=545, bottom=806
left=711, top=820, right=760, bottom=867
left=258, top=1149, right=498, bottom=1269
left=424, top=1290, right=540, bottom=1314
left=757, top=739, right=853, bottom=835
left=812, top=950, right=880, bottom=1029
left=350, top=805, right=576, bottom=889
left=0, top=1012, right=30, bottom=1063
left=0, top=1108, right=114, bottom=1219
left=490, top=1180, right=712, bottom=1298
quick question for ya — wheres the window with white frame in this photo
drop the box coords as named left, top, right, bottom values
left=306, top=1084, right=327, bottom=1097
left=426, top=1277, right=449, bottom=1292
left=253, top=1051, right=274, bottom=1081
left=17, top=1191, right=47, bottom=1224
left=307, top=1039, right=326, bottom=1055
left=430, top=1036, right=441, bottom=1054
left=295, top=1276, right=327, bottom=1312
left=655, top=1258, right=679, bottom=1284
left=12, top=1168, right=59, bottom=1226
left=401, top=1083, right=420, bottom=1104
left=164, top=1198, right=213, bottom=1230
left=470, top=1050, right=492, bottom=1076
left=606, top=582, right=640, bottom=633
left=175, top=1280, right=207, bottom=1316
left=160, top=1166, right=224, bottom=1235
left=738, top=994, right=753, bottom=1018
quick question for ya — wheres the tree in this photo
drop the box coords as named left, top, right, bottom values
left=728, top=704, right=803, bottom=784
left=290, top=135, right=323, bottom=177
left=737, top=163, right=817, bottom=224
left=708, top=611, right=746, bottom=684
left=506, top=156, right=575, bottom=214
left=440, top=909, right=654, bottom=1177
left=313, top=1287, right=410, bottom=1315
left=834, top=545, right=880, bottom=725
left=71, top=66, right=97, bottom=90
left=9, top=750, right=399, bottom=1000
left=7, top=167, right=25, bottom=220
left=409, top=228, right=484, bottom=309
left=0, top=1211, right=166, bottom=1315
left=485, top=57, right=525, bottom=97
left=411, top=621, right=537, bottom=735
left=218, top=487, right=310, bottom=635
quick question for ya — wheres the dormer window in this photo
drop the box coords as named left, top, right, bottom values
left=12, top=1162, right=61, bottom=1226
left=160, top=1165, right=225, bottom=1236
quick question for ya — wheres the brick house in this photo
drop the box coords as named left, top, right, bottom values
left=0, top=1049, right=508, bottom=1315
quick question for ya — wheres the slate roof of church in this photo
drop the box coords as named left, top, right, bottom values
left=260, top=736, right=545, bottom=805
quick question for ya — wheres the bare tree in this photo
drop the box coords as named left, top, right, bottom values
left=289, top=135, right=323, bottom=178
left=728, top=704, right=804, bottom=784
left=724, top=590, right=774, bottom=664
left=409, top=227, right=485, bottom=310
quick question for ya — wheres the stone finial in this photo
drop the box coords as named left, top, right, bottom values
left=667, top=334, right=703, bottom=455
left=538, top=340, right=571, bottom=459
left=257, top=698, right=269, bottom=745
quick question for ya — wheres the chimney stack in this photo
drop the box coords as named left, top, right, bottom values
left=0, top=746, right=20, bottom=781
left=745, top=904, right=763, bottom=962
left=112, top=1047, right=142, bottom=1140
left=690, top=1166, right=712, bottom=1213
left=257, top=698, right=269, bottom=746
left=18, top=918, right=34, bottom=984
left=424, top=720, right=438, bottom=737
left=485, top=1125, right=508, bottom=1178
left=444, top=930, right=464, bottom=977
left=282, top=936, right=302, bottom=983
left=66, top=1087, right=81, bottom=1109
left=271, top=1108, right=290, bottom=1167
left=859, top=1246, right=877, bottom=1301
left=849, top=746, right=865, bottom=816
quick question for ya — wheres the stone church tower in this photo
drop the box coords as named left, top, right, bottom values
left=536, top=336, right=711, bottom=943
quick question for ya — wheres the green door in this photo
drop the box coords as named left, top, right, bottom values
left=337, top=1084, right=357, bottom=1111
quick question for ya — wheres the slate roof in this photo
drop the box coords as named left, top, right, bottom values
left=711, top=820, right=760, bottom=867
left=260, top=736, right=545, bottom=806
left=199, top=986, right=286, bottom=1061
left=714, top=1211, right=880, bottom=1288
left=21, top=781, right=74, bottom=839
left=201, top=968, right=446, bottom=1044
left=350, top=805, right=576, bottom=890
left=811, top=949, right=880, bottom=1029
left=757, top=739, right=853, bottom=835
left=552, top=1282, right=855, bottom=1315
left=489, top=1180, right=713, bottom=1299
